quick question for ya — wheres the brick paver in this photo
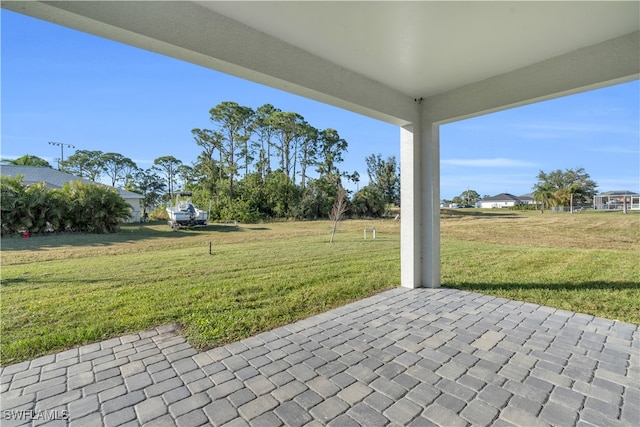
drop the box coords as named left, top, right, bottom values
left=1, top=288, right=638, bottom=426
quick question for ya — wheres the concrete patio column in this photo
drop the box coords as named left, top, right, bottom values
left=400, top=110, right=441, bottom=288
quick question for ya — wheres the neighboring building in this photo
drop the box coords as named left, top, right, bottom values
left=518, top=193, right=535, bottom=206
left=440, top=201, right=461, bottom=208
left=0, top=165, right=144, bottom=222
left=478, top=193, right=523, bottom=209
left=593, top=190, right=640, bottom=211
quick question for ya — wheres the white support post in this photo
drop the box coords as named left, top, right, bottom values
left=400, top=111, right=441, bottom=289
left=400, top=124, right=421, bottom=288
left=421, top=110, right=441, bottom=288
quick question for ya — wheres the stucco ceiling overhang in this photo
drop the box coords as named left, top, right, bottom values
left=2, top=1, right=639, bottom=126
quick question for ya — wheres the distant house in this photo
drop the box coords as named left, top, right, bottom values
left=478, top=193, right=523, bottom=209
left=0, top=165, right=144, bottom=222
left=517, top=193, right=535, bottom=205
left=593, top=190, right=640, bottom=211
left=440, top=201, right=462, bottom=208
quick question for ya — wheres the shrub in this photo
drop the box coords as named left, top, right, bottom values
left=351, top=185, right=387, bottom=218
left=509, top=204, right=537, bottom=211
left=1, top=176, right=66, bottom=235
left=62, top=181, right=132, bottom=233
left=149, top=206, right=169, bottom=221
left=220, top=199, right=262, bottom=224
left=1, top=175, right=27, bottom=235
left=292, top=178, right=338, bottom=220
left=21, top=183, right=64, bottom=233
left=264, top=171, right=301, bottom=219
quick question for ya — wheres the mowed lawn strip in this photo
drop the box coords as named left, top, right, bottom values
left=442, top=241, right=639, bottom=323
left=2, top=212, right=638, bottom=365
left=440, top=210, right=639, bottom=324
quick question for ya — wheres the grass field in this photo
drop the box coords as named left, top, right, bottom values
left=1, top=210, right=638, bottom=365
left=440, top=209, right=639, bottom=325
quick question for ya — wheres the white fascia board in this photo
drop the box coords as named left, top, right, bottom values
left=2, top=1, right=416, bottom=126
left=423, top=31, right=640, bottom=125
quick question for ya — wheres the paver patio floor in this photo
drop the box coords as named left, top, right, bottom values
left=1, top=288, right=638, bottom=426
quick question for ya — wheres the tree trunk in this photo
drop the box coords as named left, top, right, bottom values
left=570, top=193, right=574, bottom=214
left=330, top=221, right=338, bottom=244
left=329, top=187, right=347, bottom=243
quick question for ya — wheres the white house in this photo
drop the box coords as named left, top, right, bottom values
left=518, top=194, right=535, bottom=206
left=0, top=165, right=144, bottom=222
left=479, top=193, right=523, bottom=209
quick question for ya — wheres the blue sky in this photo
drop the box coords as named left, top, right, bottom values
left=2, top=9, right=639, bottom=200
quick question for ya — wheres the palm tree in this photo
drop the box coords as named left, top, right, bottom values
left=567, top=183, right=581, bottom=214
left=532, top=182, right=555, bottom=213
left=553, top=184, right=582, bottom=213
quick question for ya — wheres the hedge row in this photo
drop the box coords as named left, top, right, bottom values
left=1, top=175, right=132, bottom=235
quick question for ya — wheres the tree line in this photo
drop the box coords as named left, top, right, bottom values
left=7, top=99, right=597, bottom=224
left=4, top=102, right=400, bottom=223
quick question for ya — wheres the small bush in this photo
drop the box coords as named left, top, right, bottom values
left=149, top=206, right=169, bottom=221
left=509, top=204, right=537, bottom=211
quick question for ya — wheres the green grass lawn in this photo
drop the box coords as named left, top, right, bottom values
left=1, top=211, right=638, bottom=365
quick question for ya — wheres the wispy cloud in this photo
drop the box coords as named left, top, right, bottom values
left=522, top=122, right=631, bottom=133
left=454, top=119, right=639, bottom=140
left=586, top=146, right=640, bottom=155
left=515, top=121, right=638, bottom=140
left=596, top=178, right=640, bottom=192
left=441, top=158, right=538, bottom=168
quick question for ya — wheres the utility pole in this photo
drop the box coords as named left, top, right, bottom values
left=48, top=141, right=75, bottom=169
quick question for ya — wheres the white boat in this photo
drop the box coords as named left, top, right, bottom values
left=166, top=192, right=208, bottom=228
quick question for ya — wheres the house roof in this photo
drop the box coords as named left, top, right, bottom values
left=1, top=165, right=94, bottom=188
left=481, top=193, right=522, bottom=202
left=599, top=190, right=640, bottom=196
left=0, top=165, right=144, bottom=199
